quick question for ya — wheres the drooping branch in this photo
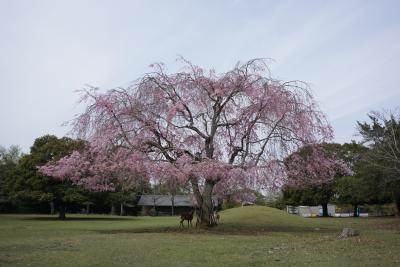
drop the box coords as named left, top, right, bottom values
left=40, top=57, right=333, bottom=226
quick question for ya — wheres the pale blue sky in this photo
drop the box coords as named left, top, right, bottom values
left=1, top=0, right=399, bottom=152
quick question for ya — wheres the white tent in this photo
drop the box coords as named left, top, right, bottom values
left=287, top=204, right=336, bottom=217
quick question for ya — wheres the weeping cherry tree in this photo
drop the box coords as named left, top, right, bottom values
left=40, top=58, right=333, bottom=226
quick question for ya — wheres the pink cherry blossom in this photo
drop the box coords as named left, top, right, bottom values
left=284, top=144, right=352, bottom=187
left=39, top=58, right=333, bottom=226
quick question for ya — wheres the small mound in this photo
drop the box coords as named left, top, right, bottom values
left=220, top=206, right=305, bottom=224
left=216, top=206, right=320, bottom=233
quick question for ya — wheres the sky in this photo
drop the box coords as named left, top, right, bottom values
left=0, top=0, right=399, bottom=152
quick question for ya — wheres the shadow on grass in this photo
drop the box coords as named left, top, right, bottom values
left=22, top=216, right=137, bottom=221
left=95, top=223, right=336, bottom=236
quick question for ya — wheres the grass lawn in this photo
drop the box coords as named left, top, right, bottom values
left=0, top=206, right=399, bottom=267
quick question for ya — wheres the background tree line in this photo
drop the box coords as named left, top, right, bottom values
left=0, top=135, right=148, bottom=218
left=281, top=110, right=400, bottom=217
left=1, top=109, right=399, bottom=218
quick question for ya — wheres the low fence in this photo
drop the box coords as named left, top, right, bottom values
left=334, top=213, right=369, bottom=217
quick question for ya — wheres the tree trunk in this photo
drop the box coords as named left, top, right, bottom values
left=120, top=203, right=124, bottom=216
left=86, top=203, right=90, bottom=215
left=153, top=198, right=157, bottom=216
left=393, top=191, right=400, bottom=217
left=50, top=201, right=55, bottom=215
left=58, top=204, right=66, bottom=220
left=197, top=180, right=217, bottom=227
left=321, top=203, right=329, bottom=217
left=110, top=203, right=116, bottom=215
left=353, top=204, right=359, bottom=217
left=171, top=196, right=175, bottom=216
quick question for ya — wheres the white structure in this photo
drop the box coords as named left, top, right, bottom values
left=287, top=204, right=336, bottom=217
left=333, top=212, right=369, bottom=217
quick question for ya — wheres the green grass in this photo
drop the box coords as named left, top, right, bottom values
left=1, top=206, right=399, bottom=266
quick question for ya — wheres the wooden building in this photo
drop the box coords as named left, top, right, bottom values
left=137, top=195, right=219, bottom=216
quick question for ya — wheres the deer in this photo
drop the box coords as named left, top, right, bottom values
left=194, top=210, right=220, bottom=227
left=214, top=211, right=220, bottom=224
left=180, top=210, right=194, bottom=228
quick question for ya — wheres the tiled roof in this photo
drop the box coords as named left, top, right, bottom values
left=137, top=195, right=218, bottom=207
